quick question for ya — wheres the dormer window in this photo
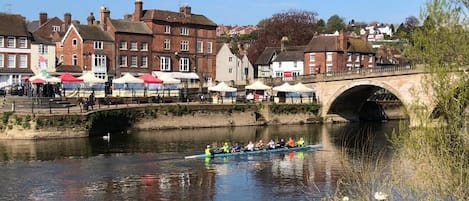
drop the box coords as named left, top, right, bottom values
left=52, top=26, right=60, bottom=32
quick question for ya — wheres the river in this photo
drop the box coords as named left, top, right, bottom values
left=0, top=121, right=402, bottom=201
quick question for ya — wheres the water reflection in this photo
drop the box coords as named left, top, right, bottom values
left=0, top=122, right=399, bottom=200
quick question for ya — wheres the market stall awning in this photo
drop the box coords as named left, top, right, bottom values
left=138, top=73, right=163, bottom=84
left=245, top=80, right=271, bottom=90
left=292, top=82, right=314, bottom=93
left=78, top=72, right=106, bottom=84
left=113, top=73, right=144, bottom=84
left=273, top=82, right=294, bottom=92
left=152, top=71, right=199, bottom=79
left=208, top=82, right=237, bottom=92
left=59, top=72, right=83, bottom=83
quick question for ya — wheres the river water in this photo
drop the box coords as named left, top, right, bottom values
left=0, top=121, right=401, bottom=201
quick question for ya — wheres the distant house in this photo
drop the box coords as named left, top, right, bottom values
left=375, top=45, right=409, bottom=68
left=216, top=43, right=254, bottom=84
left=58, top=19, right=114, bottom=80
left=0, top=13, right=33, bottom=87
left=254, top=47, right=281, bottom=78
left=271, top=44, right=306, bottom=80
left=303, top=32, right=375, bottom=75
left=30, top=33, right=56, bottom=76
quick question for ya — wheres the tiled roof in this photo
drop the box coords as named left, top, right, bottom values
left=75, top=24, right=114, bottom=41
left=0, top=13, right=29, bottom=36
left=31, top=32, right=54, bottom=45
left=304, top=35, right=340, bottom=52
left=27, top=20, right=40, bottom=32
left=56, top=65, right=82, bottom=73
left=141, top=9, right=217, bottom=27
left=110, top=19, right=152, bottom=35
left=273, top=46, right=306, bottom=62
left=255, top=47, right=280, bottom=65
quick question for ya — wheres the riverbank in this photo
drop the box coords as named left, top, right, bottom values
left=0, top=103, right=321, bottom=139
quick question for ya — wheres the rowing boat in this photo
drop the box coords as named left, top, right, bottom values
left=184, top=144, right=323, bottom=159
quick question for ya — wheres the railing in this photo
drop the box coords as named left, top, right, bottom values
left=261, top=65, right=423, bottom=85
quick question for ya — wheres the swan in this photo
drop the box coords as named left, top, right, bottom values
left=374, top=192, right=389, bottom=201
left=103, top=133, right=110, bottom=141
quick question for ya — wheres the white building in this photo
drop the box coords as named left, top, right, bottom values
left=216, top=43, right=254, bottom=85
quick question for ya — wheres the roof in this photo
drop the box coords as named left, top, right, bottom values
left=304, top=35, right=340, bottom=52
left=255, top=47, right=280, bottom=65
left=31, top=32, right=55, bottom=45
left=75, top=24, right=113, bottom=41
left=141, top=9, right=217, bottom=27
left=0, top=13, right=29, bottom=36
left=27, top=20, right=40, bottom=32
left=273, top=46, right=306, bottom=62
left=56, top=65, right=83, bottom=73
left=109, top=19, right=152, bottom=35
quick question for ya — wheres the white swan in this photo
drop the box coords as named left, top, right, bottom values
left=374, top=191, right=389, bottom=200
left=103, top=133, right=110, bottom=141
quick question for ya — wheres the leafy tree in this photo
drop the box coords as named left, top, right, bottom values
left=325, top=14, right=346, bottom=33
left=316, top=19, right=326, bottom=33
left=404, top=15, right=420, bottom=29
left=247, top=9, right=318, bottom=64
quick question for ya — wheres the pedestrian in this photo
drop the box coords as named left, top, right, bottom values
left=88, top=92, right=95, bottom=110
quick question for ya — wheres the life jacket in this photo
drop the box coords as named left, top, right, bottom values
left=205, top=148, right=211, bottom=156
left=297, top=138, right=305, bottom=146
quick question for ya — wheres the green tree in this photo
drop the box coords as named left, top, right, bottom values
left=316, top=18, right=326, bottom=33
left=325, top=14, right=346, bottom=33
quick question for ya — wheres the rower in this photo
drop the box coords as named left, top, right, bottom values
left=222, top=142, right=230, bottom=153
left=245, top=141, right=254, bottom=151
left=296, top=137, right=305, bottom=147
left=267, top=139, right=276, bottom=149
left=287, top=137, right=296, bottom=148
left=205, top=145, right=212, bottom=157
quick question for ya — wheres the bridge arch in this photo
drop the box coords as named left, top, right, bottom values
left=321, top=80, right=411, bottom=122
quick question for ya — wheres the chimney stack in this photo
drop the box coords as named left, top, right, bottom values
left=133, top=0, right=143, bottom=21
left=39, top=12, right=48, bottom=26
left=280, top=36, right=289, bottom=52
left=87, top=12, right=95, bottom=25
left=180, top=6, right=191, bottom=17
left=64, top=13, right=72, bottom=30
left=338, top=30, right=345, bottom=50
left=100, top=6, right=110, bottom=30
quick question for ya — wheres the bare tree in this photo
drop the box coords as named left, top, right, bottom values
left=247, top=10, right=318, bottom=64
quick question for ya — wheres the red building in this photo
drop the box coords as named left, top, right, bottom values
left=304, top=32, right=375, bottom=75
left=132, top=0, right=218, bottom=82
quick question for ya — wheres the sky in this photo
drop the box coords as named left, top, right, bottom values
left=3, top=0, right=427, bottom=26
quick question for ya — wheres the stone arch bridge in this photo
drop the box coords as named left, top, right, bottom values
left=290, top=67, right=434, bottom=126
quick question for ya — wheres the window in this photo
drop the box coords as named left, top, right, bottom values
left=141, top=56, right=148, bottom=68
left=130, top=56, right=138, bottom=67
left=164, top=25, right=171, bottom=34
left=160, top=56, right=171, bottom=71
left=229, top=57, right=233, bottom=62
left=72, top=38, right=77, bottom=47
left=119, top=41, right=127, bottom=50
left=93, top=54, right=106, bottom=68
left=8, top=55, right=15, bottom=68
left=52, top=25, right=60, bottom=32
left=368, top=54, right=373, bottom=63
left=119, top=56, right=127, bottom=67
left=179, top=57, right=190, bottom=71
left=361, top=55, right=365, bottom=60
left=355, top=53, right=360, bottom=62
left=130, top=42, right=138, bottom=51
left=72, top=54, right=77, bottom=66
left=0, top=54, right=4, bottom=67
left=38, top=44, right=48, bottom=54
left=0, top=36, right=3, bottom=48
left=309, top=64, right=315, bottom=74
left=59, top=55, right=63, bottom=63
left=207, top=42, right=213, bottom=54
left=141, top=42, right=148, bottom=51
left=7, top=37, right=15, bottom=48
left=180, top=40, right=189, bottom=51
left=197, top=41, right=203, bottom=53
left=181, top=27, right=189, bottom=35
left=228, top=68, right=232, bottom=73
left=326, top=52, right=333, bottom=62
left=94, top=41, right=103, bottom=49
left=326, top=64, right=333, bottom=75
left=163, top=39, right=171, bottom=50
left=347, top=53, right=352, bottom=62
left=19, top=55, right=27, bottom=68
left=19, top=37, right=27, bottom=48
left=309, top=53, right=316, bottom=62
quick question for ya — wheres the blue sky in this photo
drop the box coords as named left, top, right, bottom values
left=4, top=0, right=427, bottom=25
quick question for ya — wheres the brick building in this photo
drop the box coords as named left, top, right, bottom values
left=304, top=32, right=375, bottom=75
left=0, top=13, right=33, bottom=87
left=132, top=0, right=217, bottom=82
left=58, top=17, right=114, bottom=81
